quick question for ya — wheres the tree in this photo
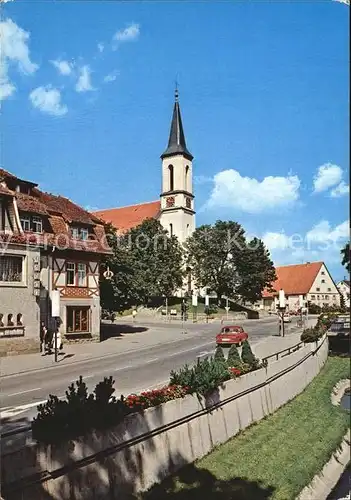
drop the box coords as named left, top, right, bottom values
left=100, top=219, right=184, bottom=312
left=341, top=243, right=350, bottom=273
left=214, top=346, right=226, bottom=363
left=227, top=344, right=242, bottom=368
left=185, top=220, right=276, bottom=304
left=241, top=340, right=256, bottom=367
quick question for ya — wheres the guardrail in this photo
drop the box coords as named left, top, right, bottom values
left=261, top=340, right=306, bottom=365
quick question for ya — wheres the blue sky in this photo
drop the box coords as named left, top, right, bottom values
left=1, top=1, right=349, bottom=280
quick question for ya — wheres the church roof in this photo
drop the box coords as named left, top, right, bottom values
left=161, top=90, right=193, bottom=161
left=93, top=200, right=161, bottom=233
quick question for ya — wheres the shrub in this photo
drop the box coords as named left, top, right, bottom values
left=214, top=346, right=226, bottom=363
left=308, top=303, right=322, bottom=314
left=241, top=340, right=257, bottom=367
left=170, top=357, right=231, bottom=397
left=301, top=327, right=321, bottom=343
left=227, top=344, right=242, bottom=368
left=32, top=376, right=131, bottom=444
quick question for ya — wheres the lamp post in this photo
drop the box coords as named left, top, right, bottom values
left=205, top=294, right=210, bottom=323
left=277, top=289, right=286, bottom=337
left=192, top=293, right=198, bottom=323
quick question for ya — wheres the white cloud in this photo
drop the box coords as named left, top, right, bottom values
left=330, top=181, right=349, bottom=198
left=50, top=59, right=73, bottom=75
left=113, top=23, right=140, bottom=48
left=75, top=65, right=94, bottom=92
left=194, top=175, right=213, bottom=185
left=263, top=220, right=350, bottom=267
left=103, top=70, right=119, bottom=83
left=29, top=85, right=68, bottom=116
left=0, top=18, right=38, bottom=101
left=207, top=169, right=300, bottom=214
left=313, top=163, right=343, bottom=193
left=97, top=43, right=104, bottom=53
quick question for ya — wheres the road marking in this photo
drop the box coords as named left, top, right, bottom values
left=4, top=387, right=42, bottom=398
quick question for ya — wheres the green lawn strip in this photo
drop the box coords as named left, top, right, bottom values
left=144, top=357, right=350, bottom=500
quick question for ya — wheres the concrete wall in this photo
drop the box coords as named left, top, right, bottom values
left=1, top=335, right=328, bottom=500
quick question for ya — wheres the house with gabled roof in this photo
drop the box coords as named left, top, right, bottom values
left=261, top=261, right=340, bottom=311
left=94, top=89, right=196, bottom=243
left=0, top=168, right=111, bottom=355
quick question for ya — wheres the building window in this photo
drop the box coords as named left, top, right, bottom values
left=71, top=227, right=80, bottom=239
left=32, top=216, right=43, bottom=233
left=20, top=215, right=31, bottom=232
left=311, top=295, right=315, bottom=299
left=332, top=295, right=337, bottom=300
left=71, top=227, right=89, bottom=240
left=66, top=262, right=75, bottom=286
left=316, top=288, right=320, bottom=292
left=324, top=295, right=329, bottom=300
left=321, top=271, right=325, bottom=275
left=0, top=256, right=23, bottom=282
left=77, top=263, right=87, bottom=287
left=317, top=295, right=320, bottom=299
left=168, top=165, right=174, bottom=191
left=185, top=165, right=189, bottom=191
left=67, top=307, right=90, bottom=333
left=321, top=279, right=325, bottom=283
left=17, top=313, right=23, bottom=325
left=327, top=287, right=331, bottom=291
left=169, top=223, right=173, bottom=237
left=7, top=314, right=14, bottom=326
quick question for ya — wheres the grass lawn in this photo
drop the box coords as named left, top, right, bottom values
left=143, top=356, right=350, bottom=500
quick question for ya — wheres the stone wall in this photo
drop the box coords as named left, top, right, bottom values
left=1, top=335, right=328, bottom=500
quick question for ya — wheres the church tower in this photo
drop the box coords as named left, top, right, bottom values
left=160, top=89, right=195, bottom=243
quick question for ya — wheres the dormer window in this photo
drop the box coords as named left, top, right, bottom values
left=20, top=215, right=31, bottom=231
left=20, top=214, right=43, bottom=233
left=32, top=216, right=43, bottom=233
left=71, top=226, right=89, bottom=240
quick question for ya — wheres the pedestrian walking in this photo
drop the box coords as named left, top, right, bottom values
left=40, top=322, right=47, bottom=354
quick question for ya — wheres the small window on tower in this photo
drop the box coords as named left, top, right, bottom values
left=169, top=223, right=173, bottom=237
left=185, top=165, right=189, bottom=191
left=168, top=165, right=174, bottom=191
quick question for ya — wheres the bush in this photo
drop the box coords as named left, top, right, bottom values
left=214, top=346, right=226, bottom=363
left=170, top=357, right=231, bottom=397
left=32, top=376, right=130, bottom=444
left=227, top=344, right=242, bottom=368
left=241, top=340, right=257, bottom=367
left=308, top=303, right=322, bottom=314
left=301, top=327, right=321, bottom=343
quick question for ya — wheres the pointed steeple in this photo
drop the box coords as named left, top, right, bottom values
left=161, top=88, right=193, bottom=161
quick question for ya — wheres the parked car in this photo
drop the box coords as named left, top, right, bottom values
left=216, top=325, right=248, bottom=346
left=283, top=313, right=292, bottom=323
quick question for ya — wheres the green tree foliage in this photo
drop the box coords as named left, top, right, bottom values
left=185, top=220, right=276, bottom=304
left=214, top=346, right=226, bottom=363
left=227, top=344, right=242, bottom=368
left=341, top=242, right=350, bottom=273
left=100, top=219, right=184, bottom=312
left=241, top=340, right=257, bottom=367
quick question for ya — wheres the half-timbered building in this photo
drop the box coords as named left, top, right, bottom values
left=0, top=168, right=111, bottom=354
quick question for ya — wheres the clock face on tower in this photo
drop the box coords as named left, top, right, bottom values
left=166, top=196, right=175, bottom=208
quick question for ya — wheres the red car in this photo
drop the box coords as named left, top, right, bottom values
left=216, top=325, right=248, bottom=347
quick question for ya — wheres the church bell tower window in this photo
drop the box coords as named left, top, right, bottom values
left=168, top=165, right=174, bottom=191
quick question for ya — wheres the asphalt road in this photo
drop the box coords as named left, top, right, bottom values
left=1, top=317, right=285, bottom=433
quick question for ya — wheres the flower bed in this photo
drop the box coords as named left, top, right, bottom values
left=32, top=340, right=261, bottom=444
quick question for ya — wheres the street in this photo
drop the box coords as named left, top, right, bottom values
left=1, top=316, right=295, bottom=434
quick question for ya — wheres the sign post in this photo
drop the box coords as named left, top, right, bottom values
left=277, top=289, right=286, bottom=337
left=192, top=294, right=198, bottom=323
left=204, top=294, right=209, bottom=323
left=51, top=289, right=60, bottom=362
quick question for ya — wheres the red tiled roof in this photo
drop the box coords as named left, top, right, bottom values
left=0, top=169, right=111, bottom=255
left=262, top=262, right=324, bottom=297
left=94, top=201, right=161, bottom=233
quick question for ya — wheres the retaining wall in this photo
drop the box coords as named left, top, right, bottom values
left=1, top=335, right=328, bottom=500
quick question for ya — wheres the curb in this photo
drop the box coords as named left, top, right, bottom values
left=297, top=429, right=350, bottom=500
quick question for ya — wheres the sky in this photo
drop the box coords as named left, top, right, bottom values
left=1, top=0, right=349, bottom=281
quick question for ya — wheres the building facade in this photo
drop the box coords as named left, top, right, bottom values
left=261, top=261, right=340, bottom=312
left=0, top=169, right=111, bottom=354
left=94, top=90, right=195, bottom=244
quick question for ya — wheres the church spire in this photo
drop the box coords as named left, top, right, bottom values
left=161, top=87, right=193, bottom=161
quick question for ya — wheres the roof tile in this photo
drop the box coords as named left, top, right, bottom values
left=94, top=201, right=161, bottom=233
left=262, top=262, right=324, bottom=297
